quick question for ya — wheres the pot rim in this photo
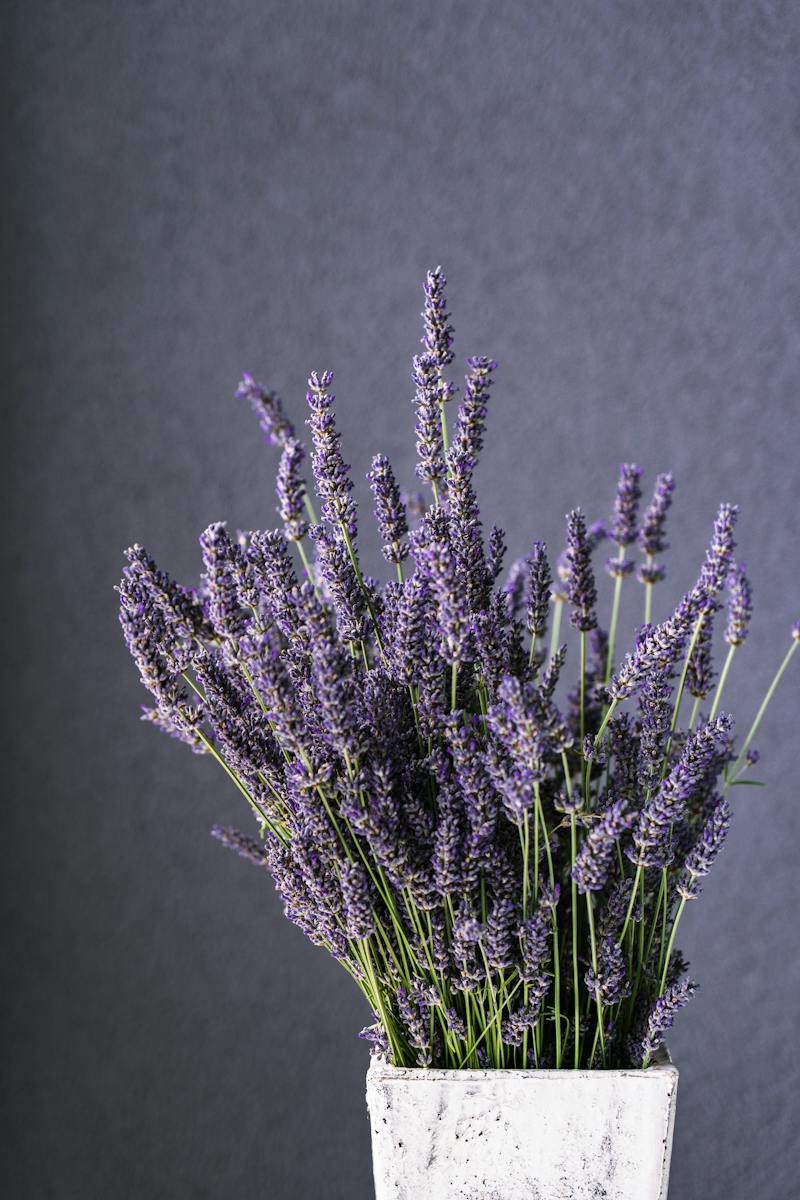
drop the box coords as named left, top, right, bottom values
left=367, top=1046, right=676, bottom=1081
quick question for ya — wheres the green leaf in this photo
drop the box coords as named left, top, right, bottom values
left=729, top=779, right=766, bottom=787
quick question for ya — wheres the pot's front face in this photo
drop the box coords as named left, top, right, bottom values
left=366, top=1060, right=679, bottom=1200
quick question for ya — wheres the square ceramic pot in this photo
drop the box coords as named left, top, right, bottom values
left=366, top=1052, right=678, bottom=1199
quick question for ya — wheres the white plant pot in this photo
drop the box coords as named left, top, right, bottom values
left=366, top=1053, right=678, bottom=1200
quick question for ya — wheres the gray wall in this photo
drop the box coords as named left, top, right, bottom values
left=3, top=2, right=799, bottom=1196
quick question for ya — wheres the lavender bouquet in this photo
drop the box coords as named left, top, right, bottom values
left=119, top=268, right=797, bottom=1071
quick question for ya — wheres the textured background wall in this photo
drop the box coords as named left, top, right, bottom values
left=2, top=2, right=799, bottom=1196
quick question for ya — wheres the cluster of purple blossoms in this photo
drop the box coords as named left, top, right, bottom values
left=120, top=268, right=796, bottom=1072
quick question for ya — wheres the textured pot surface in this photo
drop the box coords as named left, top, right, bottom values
left=366, top=1055, right=678, bottom=1200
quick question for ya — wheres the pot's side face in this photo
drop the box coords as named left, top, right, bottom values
left=366, top=1062, right=679, bottom=1200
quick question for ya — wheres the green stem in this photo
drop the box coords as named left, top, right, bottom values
left=593, top=697, right=619, bottom=749
left=585, top=894, right=605, bottom=1066
left=709, top=643, right=736, bottom=721
left=302, top=492, right=319, bottom=525
left=570, top=814, right=580, bottom=1069
left=643, top=552, right=655, bottom=626
left=727, top=638, right=798, bottom=785
left=618, top=862, right=642, bottom=947
left=659, top=897, right=686, bottom=995
left=670, top=612, right=706, bottom=736
left=604, top=547, right=626, bottom=685
left=439, top=383, right=450, bottom=457
left=579, top=632, right=587, bottom=746
left=520, top=813, right=531, bottom=919
left=456, top=978, right=523, bottom=1068
left=528, top=632, right=538, bottom=670
left=296, top=539, right=316, bottom=587
left=339, top=521, right=387, bottom=661
left=548, top=596, right=564, bottom=660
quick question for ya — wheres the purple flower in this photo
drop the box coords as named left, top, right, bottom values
left=446, top=715, right=499, bottom=891
left=628, top=717, right=732, bottom=868
left=686, top=601, right=716, bottom=700
left=236, top=374, right=296, bottom=448
left=446, top=447, right=491, bottom=611
left=725, top=562, right=752, bottom=647
left=200, top=522, right=250, bottom=644
left=421, top=265, right=455, bottom=368
left=487, top=525, right=507, bottom=583
left=609, top=591, right=700, bottom=700
left=572, top=798, right=632, bottom=893
left=517, top=893, right=553, bottom=986
left=637, top=473, right=675, bottom=559
left=564, top=509, right=598, bottom=632
left=211, top=825, right=269, bottom=866
left=526, top=542, right=552, bottom=640
left=384, top=575, right=431, bottom=688
left=677, top=795, right=731, bottom=901
left=340, top=860, right=376, bottom=939
left=598, top=879, right=641, bottom=940
left=276, top=437, right=308, bottom=543
left=248, top=530, right=301, bottom=639
left=637, top=673, right=673, bottom=792
left=504, top=557, right=529, bottom=623
left=447, top=356, right=497, bottom=474
left=632, top=979, right=698, bottom=1066
left=367, top=454, right=409, bottom=565
left=118, top=573, right=202, bottom=743
left=413, top=509, right=470, bottom=664
left=606, top=463, right=642, bottom=576
left=397, top=985, right=433, bottom=1066
left=699, top=503, right=738, bottom=597
left=308, top=524, right=368, bottom=645
left=411, top=353, right=446, bottom=487
left=432, top=783, right=465, bottom=898
left=122, top=543, right=207, bottom=667
left=306, top=371, right=357, bottom=539
left=585, top=936, right=631, bottom=1006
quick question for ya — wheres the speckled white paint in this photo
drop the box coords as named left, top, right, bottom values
left=366, top=1053, right=678, bottom=1199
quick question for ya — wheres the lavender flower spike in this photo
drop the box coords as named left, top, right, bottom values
left=572, top=798, right=632, bottom=893
left=699, top=502, right=738, bottom=597
left=340, top=860, right=376, bottom=940
left=421, top=265, right=455, bottom=368
left=367, top=454, right=408, bottom=565
left=606, top=464, right=642, bottom=578
left=199, top=522, right=249, bottom=643
left=211, top=825, right=269, bottom=866
left=306, top=371, right=357, bottom=539
left=585, top=936, right=631, bottom=1006
left=411, top=353, right=446, bottom=488
left=526, top=541, right=552, bottom=640
left=236, top=373, right=296, bottom=448
left=564, top=509, right=598, bottom=632
left=634, top=979, right=698, bottom=1067
left=677, top=795, right=731, bottom=901
left=448, top=356, right=497, bottom=474
left=686, top=600, right=716, bottom=699
left=276, top=437, right=308, bottom=543
left=725, top=562, right=753, bottom=646
left=638, top=473, right=675, bottom=561
left=609, top=591, right=698, bottom=700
